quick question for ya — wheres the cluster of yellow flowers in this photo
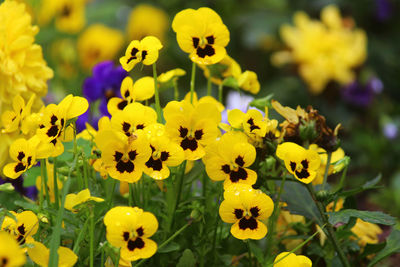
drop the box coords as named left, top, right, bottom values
left=273, top=5, right=367, bottom=94
left=0, top=2, right=384, bottom=266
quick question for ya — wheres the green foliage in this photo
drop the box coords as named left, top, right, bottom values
left=328, top=209, right=396, bottom=226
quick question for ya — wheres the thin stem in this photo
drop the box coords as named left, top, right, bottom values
left=173, top=79, right=179, bottom=101
left=211, top=185, right=223, bottom=262
left=82, top=156, right=89, bottom=189
left=136, top=222, right=191, bottom=267
left=168, top=161, right=187, bottom=233
left=322, top=152, right=332, bottom=190
left=207, top=71, right=212, bottom=96
left=335, top=164, right=348, bottom=193
left=40, top=159, right=50, bottom=208
left=107, top=179, right=117, bottom=209
left=72, top=215, right=90, bottom=253
left=265, top=175, right=286, bottom=260
left=218, top=83, right=223, bottom=103
left=129, top=183, right=135, bottom=206
left=53, top=157, right=59, bottom=208
left=246, top=241, right=253, bottom=267
left=273, top=225, right=324, bottom=265
left=153, top=63, right=162, bottom=123
left=190, top=61, right=196, bottom=104
left=306, top=184, right=351, bottom=267
left=89, top=208, right=94, bottom=267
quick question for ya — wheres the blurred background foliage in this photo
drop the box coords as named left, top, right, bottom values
left=23, top=0, right=400, bottom=218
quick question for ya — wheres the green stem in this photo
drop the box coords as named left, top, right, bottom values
left=136, top=222, right=191, bottom=267
left=273, top=225, right=324, bottom=265
left=306, top=184, right=350, bottom=267
left=190, top=61, right=196, bottom=104
left=82, top=156, right=89, bottom=189
left=168, top=161, right=187, bottom=233
left=107, top=179, right=117, bottom=209
left=218, top=83, right=223, bottom=103
left=246, top=241, right=253, bottom=267
left=40, top=159, right=51, bottom=208
left=89, top=209, right=94, bottom=267
left=173, top=79, right=179, bottom=101
left=207, top=71, right=212, bottom=96
left=53, top=157, right=59, bottom=208
left=334, top=164, right=348, bottom=193
left=265, top=175, right=286, bottom=260
left=129, top=183, right=135, bottom=206
left=322, top=152, right=332, bottom=190
left=152, top=63, right=162, bottom=123
left=211, top=185, right=223, bottom=262
left=72, top=215, right=90, bottom=253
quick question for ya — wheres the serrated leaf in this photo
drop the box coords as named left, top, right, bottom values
left=368, top=230, right=400, bottom=267
left=327, top=209, right=395, bottom=226
left=176, top=249, right=195, bottom=267
left=280, top=181, right=323, bottom=226
left=338, top=174, right=381, bottom=197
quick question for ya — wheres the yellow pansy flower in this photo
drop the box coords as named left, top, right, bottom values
left=77, top=24, right=124, bottom=69
left=144, top=128, right=185, bottom=180
left=126, top=4, right=168, bottom=43
left=203, top=132, right=257, bottom=189
left=36, top=95, right=89, bottom=157
left=198, top=55, right=241, bottom=85
left=238, top=71, right=260, bottom=95
left=273, top=252, right=312, bottom=267
left=276, top=142, right=321, bottom=184
left=351, top=218, right=383, bottom=247
left=219, top=184, right=274, bottom=240
left=158, top=68, right=186, bottom=84
left=172, top=7, right=230, bottom=65
left=104, top=206, right=158, bottom=262
left=309, top=144, right=346, bottom=185
left=65, top=189, right=104, bottom=213
left=276, top=5, right=367, bottom=94
left=3, top=136, right=49, bottom=179
left=120, top=36, right=163, bottom=72
left=27, top=241, right=78, bottom=267
left=183, top=92, right=225, bottom=113
left=38, top=0, right=86, bottom=34
left=0, top=231, right=26, bottom=267
left=1, top=94, right=35, bottom=134
left=1, top=210, right=38, bottom=245
left=95, top=129, right=151, bottom=183
left=110, top=102, right=157, bottom=137
left=164, top=100, right=221, bottom=160
left=108, top=77, right=155, bottom=115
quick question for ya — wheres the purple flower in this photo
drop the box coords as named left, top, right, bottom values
left=383, top=123, right=398, bottom=140
left=83, top=61, right=128, bottom=116
left=80, top=61, right=127, bottom=132
left=0, top=176, right=37, bottom=200
left=341, top=78, right=383, bottom=107
left=375, top=0, right=393, bottom=22
left=221, top=91, right=256, bottom=124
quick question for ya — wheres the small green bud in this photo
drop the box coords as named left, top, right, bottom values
left=316, top=190, right=330, bottom=202
left=299, top=120, right=318, bottom=142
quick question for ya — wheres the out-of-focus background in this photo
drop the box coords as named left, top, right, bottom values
left=14, top=0, right=400, bottom=219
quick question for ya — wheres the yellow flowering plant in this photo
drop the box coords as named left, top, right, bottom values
left=0, top=3, right=398, bottom=267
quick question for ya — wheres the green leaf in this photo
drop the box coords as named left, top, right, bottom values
left=249, top=240, right=265, bottom=264
left=328, top=209, right=396, bottom=226
left=221, top=77, right=239, bottom=89
left=280, top=181, right=323, bottom=226
left=157, top=242, right=180, bottom=253
left=0, top=183, right=14, bottom=192
left=249, top=94, right=274, bottom=110
left=23, top=166, right=41, bottom=187
left=176, top=249, right=196, bottom=267
left=368, top=230, right=400, bottom=267
left=338, top=174, right=381, bottom=197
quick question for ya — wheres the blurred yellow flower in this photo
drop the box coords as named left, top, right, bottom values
left=238, top=70, right=260, bottom=95
left=275, top=5, right=367, bottom=94
left=0, top=0, right=53, bottom=116
left=65, top=189, right=104, bottom=213
left=273, top=252, right=312, bottom=267
left=27, top=241, right=78, bottom=267
left=127, top=4, right=168, bottom=43
left=38, top=0, right=86, bottom=33
left=77, top=24, right=124, bottom=70
left=351, top=218, right=382, bottom=247
left=198, top=55, right=241, bottom=85
left=0, top=231, right=26, bottom=267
